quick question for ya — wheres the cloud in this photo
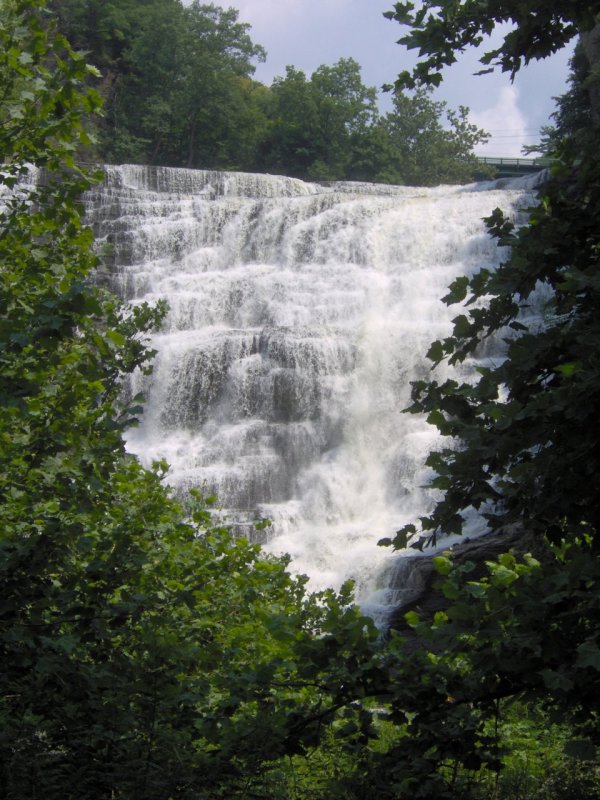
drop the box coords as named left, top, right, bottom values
left=469, top=85, right=535, bottom=158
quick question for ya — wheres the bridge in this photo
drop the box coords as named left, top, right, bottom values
left=475, top=156, right=550, bottom=178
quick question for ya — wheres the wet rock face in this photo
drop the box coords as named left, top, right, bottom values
left=85, top=164, right=539, bottom=613
left=386, top=528, right=540, bottom=646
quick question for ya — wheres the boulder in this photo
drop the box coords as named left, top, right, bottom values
left=386, top=527, right=541, bottom=646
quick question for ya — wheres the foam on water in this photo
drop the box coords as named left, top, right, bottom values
left=85, top=166, right=539, bottom=624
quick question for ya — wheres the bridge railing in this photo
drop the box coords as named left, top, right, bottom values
left=476, top=156, right=551, bottom=168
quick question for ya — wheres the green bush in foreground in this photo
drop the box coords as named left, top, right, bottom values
left=0, top=3, right=380, bottom=797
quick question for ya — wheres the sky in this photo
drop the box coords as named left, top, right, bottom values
left=230, top=0, right=575, bottom=158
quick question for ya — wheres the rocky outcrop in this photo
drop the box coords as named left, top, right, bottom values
left=386, top=527, right=541, bottom=646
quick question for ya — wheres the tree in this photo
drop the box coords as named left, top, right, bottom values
left=525, top=41, right=595, bottom=156
left=171, top=2, right=267, bottom=168
left=46, top=1, right=492, bottom=182
left=257, top=66, right=321, bottom=177
left=0, top=3, right=382, bottom=797
left=352, top=1, right=600, bottom=796
left=46, top=0, right=189, bottom=162
left=100, top=0, right=189, bottom=164
left=47, top=0, right=268, bottom=167
left=384, top=0, right=600, bottom=549
left=259, top=59, right=380, bottom=180
left=380, top=86, right=490, bottom=185
left=259, top=58, right=488, bottom=184
left=308, top=58, right=379, bottom=179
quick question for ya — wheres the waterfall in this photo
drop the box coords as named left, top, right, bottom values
left=84, top=165, right=540, bottom=622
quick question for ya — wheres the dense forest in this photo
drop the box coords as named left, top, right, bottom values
left=46, top=0, right=492, bottom=184
left=1, top=0, right=600, bottom=798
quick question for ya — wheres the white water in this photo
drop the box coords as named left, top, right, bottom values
left=85, top=165, right=540, bottom=622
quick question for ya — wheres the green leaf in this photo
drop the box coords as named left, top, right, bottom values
left=426, top=409, right=446, bottom=429
left=575, top=640, right=600, bottom=671
left=540, top=670, right=574, bottom=692
left=465, top=582, right=487, bottom=599
left=404, top=610, right=421, bottom=628
left=452, top=314, right=471, bottom=338
left=442, top=276, right=469, bottom=304
left=555, top=361, right=581, bottom=378
left=105, top=329, right=126, bottom=347
left=433, top=555, right=453, bottom=576
left=426, top=340, right=445, bottom=363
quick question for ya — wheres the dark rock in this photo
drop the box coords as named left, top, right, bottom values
left=387, top=527, right=542, bottom=647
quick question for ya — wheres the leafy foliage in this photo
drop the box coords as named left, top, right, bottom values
left=48, top=0, right=268, bottom=168
left=379, top=86, right=490, bottom=185
left=393, top=104, right=600, bottom=550
left=46, top=0, right=489, bottom=184
left=385, top=0, right=599, bottom=89
left=0, top=3, right=384, bottom=797
left=366, top=1, right=600, bottom=796
left=256, top=59, right=490, bottom=183
left=257, top=59, right=379, bottom=180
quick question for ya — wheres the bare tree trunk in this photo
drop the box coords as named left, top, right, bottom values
left=580, top=21, right=600, bottom=126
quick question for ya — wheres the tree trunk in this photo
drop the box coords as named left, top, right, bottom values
left=580, top=21, right=600, bottom=126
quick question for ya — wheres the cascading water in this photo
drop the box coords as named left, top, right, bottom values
left=84, top=165, right=540, bottom=622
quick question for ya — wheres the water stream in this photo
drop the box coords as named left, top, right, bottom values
left=84, top=166, right=540, bottom=621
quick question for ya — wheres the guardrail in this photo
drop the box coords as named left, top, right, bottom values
left=475, top=156, right=550, bottom=175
